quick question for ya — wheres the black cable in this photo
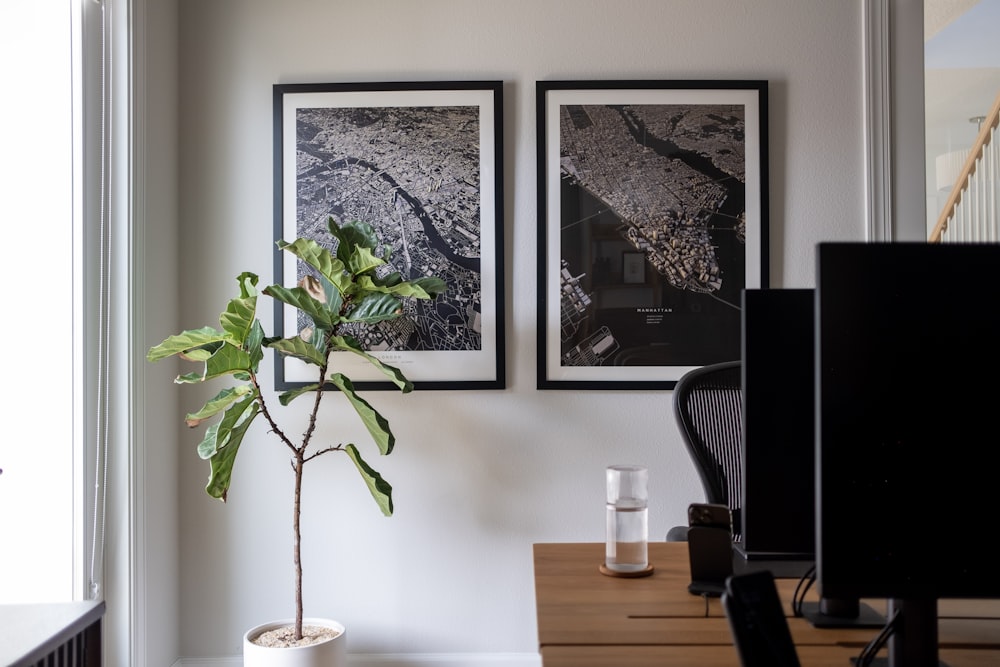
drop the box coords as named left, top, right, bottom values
left=791, top=565, right=816, bottom=617
left=855, top=607, right=900, bottom=667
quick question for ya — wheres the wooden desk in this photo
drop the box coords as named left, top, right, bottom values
left=533, top=542, right=1000, bottom=667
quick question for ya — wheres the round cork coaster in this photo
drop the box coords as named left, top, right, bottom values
left=599, top=563, right=655, bottom=578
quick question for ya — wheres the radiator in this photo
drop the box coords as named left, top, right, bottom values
left=0, top=600, right=105, bottom=667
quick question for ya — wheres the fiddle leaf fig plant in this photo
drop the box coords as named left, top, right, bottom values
left=147, top=217, right=446, bottom=641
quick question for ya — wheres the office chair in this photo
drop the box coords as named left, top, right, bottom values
left=668, top=360, right=743, bottom=542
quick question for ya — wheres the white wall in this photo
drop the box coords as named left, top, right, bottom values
left=158, top=0, right=892, bottom=662
left=139, top=0, right=181, bottom=662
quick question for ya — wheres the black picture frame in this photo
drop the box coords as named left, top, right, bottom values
left=536, top=80, right=769, bottom=389
left=273, top=81, right=505, bottom=390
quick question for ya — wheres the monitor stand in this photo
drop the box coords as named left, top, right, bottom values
left=733, top=540, right=813, bottom=561
left=846, top=599, right=948, bottom=666
left=800, top=596, right=885, bottom=629
left=731, top=541, right=883, bottom=627
left=731, top=544, right=815, bottom=579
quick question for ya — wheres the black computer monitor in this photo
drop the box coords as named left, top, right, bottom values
left=816, top=242, right=1000, bottom=667
left=738, top=288, right=815, bottom=561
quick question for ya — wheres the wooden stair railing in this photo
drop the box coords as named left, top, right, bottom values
left=929, top=90, right=1000, bottom=243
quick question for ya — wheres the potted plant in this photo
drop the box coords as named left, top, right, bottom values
left=147, top=217, right=445, bottom=666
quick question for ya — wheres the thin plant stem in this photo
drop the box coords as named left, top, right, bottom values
left=292, top=333, right=334, bottom=641
left=293, top=450, right=304, bottom=640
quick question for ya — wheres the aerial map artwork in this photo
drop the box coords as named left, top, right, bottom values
left=294, top=104, right=484, bottom=354
left=554, top=100, right=754, bottom=376
left=275, top=83, right=503, bottom=389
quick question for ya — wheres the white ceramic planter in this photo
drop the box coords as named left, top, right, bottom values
left=243, top=618, right=346, bottom=667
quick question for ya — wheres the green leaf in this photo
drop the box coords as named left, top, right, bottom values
left=204, top=410, right=255, bottom=501
left=302, top=324, right=329, bottom=356
left=276, top=237, right=338, bottom=275
left=267, top=335, right=327, bottom=366
left=409, top=276, right=448, bottom=299
left=356, top=275, right=447, bottom=300
left=328, top=338, right=413, bottom=392
left=147, top=326, right=227, bottom=362
left=345, top=443, right=393, bottom=516
left=176, top=371, right=205, bottom=384
left=371, top=360, right=413, bottom=392
left=276, top=238, right=353, bottom=296
left=263, top=284, right=337, bottom=329
left=318, top=273, right=343, bottom=316
left=178, top=341, right=225, bottom=362
left=186, top=385, right=255, bottom=426
left=328, top=218, right=378, bottom=255
left=219, top=272, right=258, bottom=343
left=236, top=271, right=258, bottom=298
left=195, top=423, right=221, bottom=460
left=345, top=292, right=404, bottom=324
left=195, top=395, right=259, bottom=459
left=202, top=397, right=260, bottom=501
left=346, top=244, right=385, bottom=277
left=169, top=341, right=252, bottom=384
left=327, top=373, right=395, bottom=455
left=278, top=383, right=322, bottom=406
left=203, top=342, right=254, bottom=381
left=326, top=218, right=387, bottom=279
left=246, top=320, right=266, bottom=373
left=370, top=271, right=403, bottom=288
left=328, top=334, right=363, bottom=354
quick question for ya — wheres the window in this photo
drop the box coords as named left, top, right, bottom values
left=924, top=0, right=1000, bottom=236
left=0, top=0, right=78, bottom=604
left=0, top=0, right=110, bottom=605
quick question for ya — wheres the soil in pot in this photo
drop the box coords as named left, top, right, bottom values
left=251, top=624, right=342, bottom=648
left=244, top=619, right=346, bottom=667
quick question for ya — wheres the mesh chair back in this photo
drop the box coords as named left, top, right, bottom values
left=673, top=361, right=743, bottom=540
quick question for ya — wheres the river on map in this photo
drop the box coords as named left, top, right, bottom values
left=327, top=156, right=480, bottom=274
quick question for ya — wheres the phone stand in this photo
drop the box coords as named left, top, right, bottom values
left=687, top=524, right=733, bottom=596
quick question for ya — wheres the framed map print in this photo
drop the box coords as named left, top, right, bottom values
left=274, top=81, right=505, bottom=390
left=536, top=80, right=769, bottom=389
